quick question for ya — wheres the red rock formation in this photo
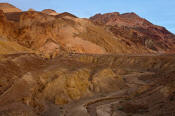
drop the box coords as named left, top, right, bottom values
left=90, top=12, right=175, bottom=53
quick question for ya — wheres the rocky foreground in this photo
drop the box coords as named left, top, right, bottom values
left=0, top=53, right=175, bottom=116
left=0, top=3, right=175, bottom=116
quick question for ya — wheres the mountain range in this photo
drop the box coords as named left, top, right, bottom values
left=0, top=3, right=175, bottom=116
left=0, top=3, right=175, bottom=58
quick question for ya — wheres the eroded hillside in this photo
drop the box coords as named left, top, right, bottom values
left=90, top=12, right=175, bottom=53
left=0, top=9, right=137, bottom=57
left=0, top=3, right=175, bottom=116
left=0, top=3, right=21, bottom=13
left=0, top=53, right=175, bottom=116
left=0, top=4, right=175, bottom=58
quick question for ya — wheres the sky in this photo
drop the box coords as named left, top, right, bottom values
left=0, top=0, right=175, bottom=33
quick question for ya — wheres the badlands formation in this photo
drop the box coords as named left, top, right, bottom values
left=0, top=3, right=175, bottom=116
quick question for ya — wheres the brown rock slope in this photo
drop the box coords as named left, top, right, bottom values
left=42, top=9, right=59, bottom=15
left=90, top=12, right=175, bottom=53
left=0, top=53, right=175, bottom=116
left=1, top=3, right=175, bottom=57
left=0, top=3, right=21, bottom=13
left=0, top=10, right=105, bottom=57
left=0, top=37, right=31, bottom=54
left=1, top=3, right=175, bottom=116
left=0, top=5, right=165, bottom=58
left=0, top=10, right=31, bottom=54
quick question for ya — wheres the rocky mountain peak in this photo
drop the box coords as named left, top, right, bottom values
left=0, top=3, right=21, bottom=13
left=90, top=12, right=152, bottom=27
left=42, top=9, right=59, bottom=15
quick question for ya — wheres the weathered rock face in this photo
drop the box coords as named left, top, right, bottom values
left=42, top=9, right=59, bottom=15
left=0, top=10, right=108, bottom=56
left=90, top=12, right=175, bottom=53
left=0, top=3, right=22, bottom=13
left=0, top=53, right=175, bottom=116
left=0, top=4, right=170, bottom=58
left=90, top=12, right=151, bottom=27
left=0, top=3, right=175, bottom=116
left=0, top=3, right=175, bottom=57
left=0, top=10, right=31, bottom=54
left=1, top=9, right=142, bottom=57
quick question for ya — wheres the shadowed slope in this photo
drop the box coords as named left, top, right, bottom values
left=0, top=53, right=175, bottom=115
